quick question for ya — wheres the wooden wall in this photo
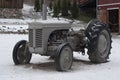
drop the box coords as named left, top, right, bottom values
left=0, top=0, right=23, bottom=9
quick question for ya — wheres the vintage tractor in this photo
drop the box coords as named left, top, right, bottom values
left=12, top=19, right=112, bottom=71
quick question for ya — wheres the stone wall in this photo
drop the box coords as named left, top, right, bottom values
left=0, top=8, right=22, bottom=18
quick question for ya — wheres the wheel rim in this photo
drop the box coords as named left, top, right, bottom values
left=98, top=34, right=107, bottom=53
left=17, top=43, right=30, bottom=64
left=60, top=46, right=73, bottom=71
left=98, top=30, right=110, bottom=57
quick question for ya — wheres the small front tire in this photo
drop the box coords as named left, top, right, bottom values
left=12, top=40, right=32, bottom=65
left=55, top=43, right=73, bottom=71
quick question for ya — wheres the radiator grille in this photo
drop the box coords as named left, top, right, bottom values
left=29, top=29, right=33, bottom=47
left=35, top=29, right=42, bottom=47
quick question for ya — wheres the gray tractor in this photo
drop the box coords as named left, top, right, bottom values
left=12, top=19, right=112, bottom=71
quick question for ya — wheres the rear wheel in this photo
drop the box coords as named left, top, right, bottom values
left=55, top=43, right=73, bottom=71
left=13, top=40, right=32, bottom=65
left=85, top=19, right=112, bottom=63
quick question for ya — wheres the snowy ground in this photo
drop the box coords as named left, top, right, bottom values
left=0, top=34, right=120, bottom=80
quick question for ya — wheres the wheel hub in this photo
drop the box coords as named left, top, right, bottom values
left=97, top=29, right=111, bottom=58
left=17, top=45, right=26, bottom=63
left=57, top=45, right=73, bottom=71
left=98, top=34, right=107, bottom=53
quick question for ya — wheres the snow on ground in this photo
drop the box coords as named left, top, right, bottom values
left=0, top=34, right=120, bottom=80
left=0, top=24, right=28, bottom=33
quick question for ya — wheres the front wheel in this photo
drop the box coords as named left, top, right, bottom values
left=12, top=40, right=32, bottom=65
left=55, top=43, right=73, bottom=71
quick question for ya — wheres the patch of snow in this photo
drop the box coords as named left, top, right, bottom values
left=30, top=19, right=70, bottom=24
left=0, top=24, right=28, bottom=33
left=22, top=4, right=42, bottom=19
left=0, top=19, right=27, bottom=25
left=22, top=4, right=33, bottom=13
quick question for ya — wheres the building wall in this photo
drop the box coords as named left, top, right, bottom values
left=98, top=9, right=107, bottom=24
left=98, top=8, right=120, bottom=33
left=98, top=0, right=120, bottom=33
left=98, top=0, right=120, bottom=5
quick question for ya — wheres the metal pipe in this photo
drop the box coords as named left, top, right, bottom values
left=42, top=0, right=47, bottom=20
left=96, top=0, right=98, bottom=19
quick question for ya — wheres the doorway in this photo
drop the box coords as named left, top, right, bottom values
left=108, top=9, right=119, bottom=32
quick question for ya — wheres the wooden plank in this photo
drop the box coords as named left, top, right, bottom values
left=98, top=0, right=120, bottom=5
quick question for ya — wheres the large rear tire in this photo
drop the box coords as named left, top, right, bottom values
left=85, top=19, right=112, bottom=63
left=13, top=40, right=32, bottom=65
